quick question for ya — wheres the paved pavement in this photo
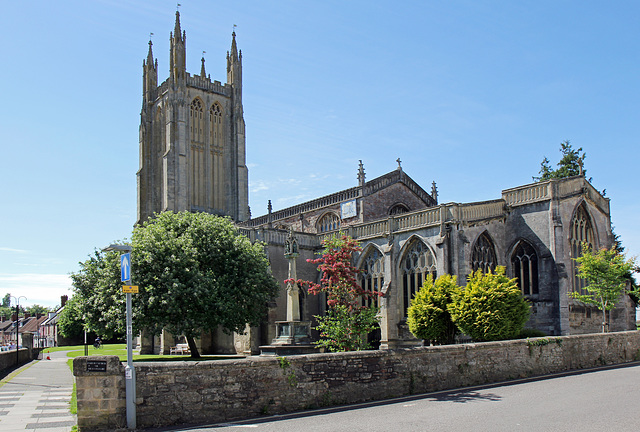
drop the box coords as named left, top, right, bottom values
left=0, top=350, right=76, bottom=432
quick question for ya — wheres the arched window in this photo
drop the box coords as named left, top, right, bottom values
left=209, top=103, right=224, bottom=209
left=318, top=213, right=340, bottom=233
left=511, top=241, right=539, bottom=296
left=189, top=99, right=204, bottom=143
left=209, top=103, right=223, bottom=147
left=359, top=247, right=384, bottom=308
left=570, top=204, right=594, bottom=294
left=389, top=203, right=410, bottom=215
left=189, top=99, right=205, bottom=208
left=401, top=240, right=437, bottom=317
left=471, top=232, right=497, bottom=273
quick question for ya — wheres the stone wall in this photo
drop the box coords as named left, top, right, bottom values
left=74, top=331, right=640, bottom=431
left=0, top=348, right=32, bottom=373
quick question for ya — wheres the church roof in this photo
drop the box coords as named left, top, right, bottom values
left=242, top=168, right=435, bottom=228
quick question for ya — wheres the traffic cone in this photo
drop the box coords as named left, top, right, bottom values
left=46, top=350, right=50, bottom=360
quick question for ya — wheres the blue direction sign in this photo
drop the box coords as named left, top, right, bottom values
left=121, top=253, right=131, bottom=282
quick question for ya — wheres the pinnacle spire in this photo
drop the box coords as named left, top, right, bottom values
left=147, top=40, right=154, bottom=66
left=200, top=55, right=206, bottom=77
left=230, top=31, right=238, bottom=61
left=174, top=11, right=182, bottom=42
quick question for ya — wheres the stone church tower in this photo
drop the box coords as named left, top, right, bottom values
left=137, top=12, right=249, bottom=224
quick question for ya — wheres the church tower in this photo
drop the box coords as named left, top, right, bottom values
left=137, top=12, right=249, bottom=224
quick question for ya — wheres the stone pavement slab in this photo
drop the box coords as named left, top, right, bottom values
left=0, top=350, right=76, bottom=432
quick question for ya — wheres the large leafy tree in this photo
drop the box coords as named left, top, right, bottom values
left=70, top=249, right=125, bottom=339
left=533, top=140, right=587, bottom=182
left=448, top=267, right=530, bottom=342
left=407, top=274, right=459, bottom=345
left=569, top=244, right=637, bottom=333
left=291, top=234, right=382, bottom=352
left=70, top=212, right=279, bottom=357
left=57, top=295, right=86, bottom=338
left=131, top=211, right=279, bottom=357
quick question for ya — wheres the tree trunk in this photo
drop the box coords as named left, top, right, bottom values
left=186, top=335, right=201, bottom=358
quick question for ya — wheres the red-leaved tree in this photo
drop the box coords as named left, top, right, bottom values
left=288, top=234, right=382, bottom=351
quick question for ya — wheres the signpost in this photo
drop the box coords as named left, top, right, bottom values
left=121, top=253, right=131, bottom=282
left=103, top=244, right=136, bottom=430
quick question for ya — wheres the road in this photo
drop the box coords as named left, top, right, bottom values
left=172, top=363, right=640, bottom=432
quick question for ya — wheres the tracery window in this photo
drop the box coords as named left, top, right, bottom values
left=471, top=232, right=497, bottom=273
left=209, top=103, right=223, bottom=147
left=570, top=204, right=594, bottom=295
left=389, top=203, right=410, bottom=215
left=318, top=213, right=340, bottom=233
left=401, top=240, right=437, bottom=317
left=511, top=241, right=539, bottom=296
left=189, top=99, right=204, bottom=143
left=189, top=99, right=205, bottom=207
left=209, top=103, right=224, bottom=209
left=359, top=247, right=384, bottom=308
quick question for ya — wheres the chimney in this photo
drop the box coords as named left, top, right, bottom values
left=11, top=313, right=17, bottom=321
left=24, top=313, right=31, bottom=319
left=61, top=295, right=68, bottom=307
left=1, top=316, right=5, bottom=322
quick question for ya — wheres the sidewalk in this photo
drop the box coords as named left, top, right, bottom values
left=0, top=350, right=76, bottom=432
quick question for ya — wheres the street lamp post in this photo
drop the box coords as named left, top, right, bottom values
left=11, top=295, right=26, bottom=366
left=102, top=243, right=136, bottom=430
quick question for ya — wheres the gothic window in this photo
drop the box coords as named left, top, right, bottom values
left=209, top=103, right=223, bottom=147
left=401, top=240, right=437, bottom=317
left=471, top=232, right=497, bottom=273
left=570, top=204, right=594, bottom=295
left=209, top=103, right=224, bottom=209
left=189, top=99, right=205, bottom=208
left=318, top=213, right=340, bottom=233
left=359, top=247, right=384, bottom=308
left=189, top=99, right=204, bottom=143
left=511, top=241, right=539, bottom=296
left=389, top=203, right=410, bottom=215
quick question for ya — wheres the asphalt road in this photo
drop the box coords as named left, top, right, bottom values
left=171, top=363, right=640, bottom=432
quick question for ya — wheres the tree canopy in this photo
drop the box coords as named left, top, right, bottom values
left=533, top=140, right=587, bottom=182
left=131, top=212, right=278, bottom=355
left=570, top=244, right=637, bottom=332
left=70, top=211, right=279, bottom=357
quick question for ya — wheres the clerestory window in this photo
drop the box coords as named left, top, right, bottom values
left=318, top=213, right=340, bottom=233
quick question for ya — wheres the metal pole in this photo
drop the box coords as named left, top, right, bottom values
left=15, top=303, right=19, bottom=365
left=125, top=291, right=136, bottom=429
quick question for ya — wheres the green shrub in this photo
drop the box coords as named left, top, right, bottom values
left=407, top=274, right=459, bottom=344
left=448, top=267, right=530, bottom=342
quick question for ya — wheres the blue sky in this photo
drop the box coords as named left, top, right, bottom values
left=1, top=1, right=638, bottom=308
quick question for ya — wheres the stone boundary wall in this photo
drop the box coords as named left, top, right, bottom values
left=0, top=348, right=33, bottom=374
left=74, top=331, right=640, bottom=431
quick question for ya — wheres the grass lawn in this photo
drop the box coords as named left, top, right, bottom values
left=47, top=344, right=243, bottom=362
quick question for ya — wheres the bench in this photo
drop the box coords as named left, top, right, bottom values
left=169, top=343, right=191, bottom=355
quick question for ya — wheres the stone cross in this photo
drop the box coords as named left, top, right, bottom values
left=284, top=227, right=300, bottom=321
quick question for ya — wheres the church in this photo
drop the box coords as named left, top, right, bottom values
left=137, top=13, right=636, bottom=354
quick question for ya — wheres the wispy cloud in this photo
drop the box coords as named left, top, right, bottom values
left=0, top=247, right=29, bottom=253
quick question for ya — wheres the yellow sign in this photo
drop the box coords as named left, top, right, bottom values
left=122, top=285, right=139, bottom=294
